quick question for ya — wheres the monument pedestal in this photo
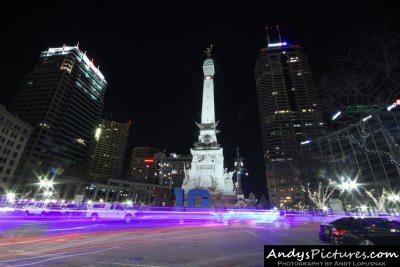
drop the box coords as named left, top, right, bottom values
left=210, top=193, right=237, bottom=209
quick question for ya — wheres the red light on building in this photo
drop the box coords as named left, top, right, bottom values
left=396, top=99, right=400, bottom=106
left=128, top=120, right=133, bottom=124
left=144, top=158, right=154, bottom=164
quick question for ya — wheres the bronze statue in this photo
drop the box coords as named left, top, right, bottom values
left=204, top=44, right=213, bottom=58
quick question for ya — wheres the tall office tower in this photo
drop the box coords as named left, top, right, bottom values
left=10, top=45, right=107, bottom=188
left=127, top=146, right=160, bottom=183
left=0, top=105, right=32, bottom=193
left=87, top=119, right=131, bottom=180
left=255, top=29, right=325, bottom=208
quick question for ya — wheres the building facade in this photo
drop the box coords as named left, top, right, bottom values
left=87, top=119, right=131, bottom=180
left=127, top=146, right=160, bottom=183
left=0, top=105, right=32, bottom=193
left=83, top=179, right=169, bottom=204
left=157, top=154, right=192, bottom=188
left=301, top=113, right=400, bottom=197
left=9, top=45, right=107, bottom=190
left=255, top=35, right=325, bottom=208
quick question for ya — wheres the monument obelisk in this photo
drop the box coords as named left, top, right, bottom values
left=182, top=45, right=235, bottom=207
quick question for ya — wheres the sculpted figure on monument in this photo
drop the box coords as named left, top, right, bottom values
left=204, top=44, right=213, bottom=58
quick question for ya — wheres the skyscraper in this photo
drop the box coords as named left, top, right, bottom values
left=10, top=45, right=107, bottom=188
left=87, top=119, right=131, bottom=180
left=0, top=104, right=32, bottom=193
left=255, top=29, right=325, bottom=208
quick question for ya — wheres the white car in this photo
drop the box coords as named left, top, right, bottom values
left=86, top=203, right=136, bottom=223
left=24, top=202, right=62, bottom=217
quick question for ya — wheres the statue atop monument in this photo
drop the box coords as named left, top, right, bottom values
left=204, top=44, right=213, bottom=59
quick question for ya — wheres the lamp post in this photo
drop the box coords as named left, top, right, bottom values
left=6, top=192, right=16, bottom=203
left=233, top=148, right=247, bottom=207
left=388, top=193, right=400, bottom=213
left=38, top=176, right=55, bottom=200
left=338, top=177, right=360, bottom=212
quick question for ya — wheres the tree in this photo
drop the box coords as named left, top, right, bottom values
left=365, top=188, right=387, bottom=213
left=302, top=181, right=336, bottom=210
left=302, top=24, right=400, bottom=198
left=320, top=23, right=400, bottom=122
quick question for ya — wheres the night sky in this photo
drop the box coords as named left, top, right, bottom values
left=1, top=1, right=399, bottom=196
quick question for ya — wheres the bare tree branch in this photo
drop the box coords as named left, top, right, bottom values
left=320, top=23, right=400, bottom=121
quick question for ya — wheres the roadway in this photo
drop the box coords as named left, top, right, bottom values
left=0, top=214, right=325, bottom=267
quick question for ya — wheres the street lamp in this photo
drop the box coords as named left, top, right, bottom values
left=338, top=177, right=360, bottom=210
left=388, top=193, right=400, bottom=202
left=388, top=193, right=400, bottom=212
left=6, top=192, right=16, bottom=202
left=43, top=190, right=53, bottom=198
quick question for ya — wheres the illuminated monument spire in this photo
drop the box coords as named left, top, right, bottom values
left=182, top=46, right=235, bottom=201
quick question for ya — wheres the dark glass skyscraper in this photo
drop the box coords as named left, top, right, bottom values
left=10, top=45, right=107, bottom=187
left=88, top=119, right=131, bottom=180
left=255, top=36, right=325, bottom=208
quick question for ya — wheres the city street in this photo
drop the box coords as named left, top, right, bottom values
left=0, top=214, right=324, bottom=267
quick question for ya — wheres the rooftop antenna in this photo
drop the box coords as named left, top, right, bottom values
left=265, top=26, right=270, bottom=46
left=276, top=25, right=282, bottom=43
left=76, top=42, right=80, bottom=48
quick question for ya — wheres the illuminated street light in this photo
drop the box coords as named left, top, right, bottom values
left=6, top=192, right=16, bottom=202
left=43, top=191, right=53, bottom=198
left=359, top=204, right=369, bottom=213
left=337, top=177, right=360, bottom=209
left=388, top=193, right=400, bottom=202
left=338, top=178, right=360, bottom=192
left=38, top=176, right=54, bottom=190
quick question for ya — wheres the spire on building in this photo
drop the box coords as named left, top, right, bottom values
left=276, top=25, right=282, bottom=43
left=265, top=26, right=271, bottom=46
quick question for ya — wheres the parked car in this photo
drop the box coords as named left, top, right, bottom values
left=24, top=202, right=62, bottom=218
left=86, top=203, right=136, bottom=223
left=60, top=203, right=87, bottom=217
left=319, top=217, right=400, bottom=245
left=0, top=202, right=15, bottom=213
left=12, top=202, right=35, bottom=215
